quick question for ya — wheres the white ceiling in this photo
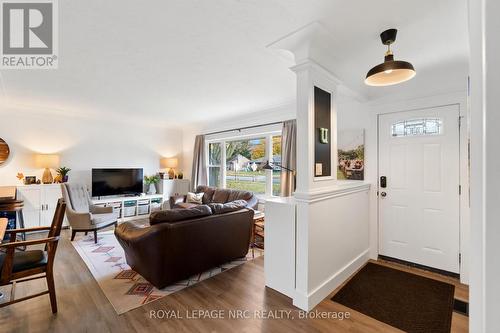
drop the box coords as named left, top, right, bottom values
left=0, top=0, right=469, bottom=126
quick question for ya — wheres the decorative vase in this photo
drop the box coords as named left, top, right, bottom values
left=148, top=183, right=156, bottom=195
left=62, top=176, right=69, bottom=183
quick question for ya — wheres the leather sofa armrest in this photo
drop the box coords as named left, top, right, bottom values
left=114, top=222, right=152, bottom=242
left=169, top=195, right=186, bottom=208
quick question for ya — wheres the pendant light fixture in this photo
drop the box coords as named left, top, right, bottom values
left=365, top=29, right=416, bottom=86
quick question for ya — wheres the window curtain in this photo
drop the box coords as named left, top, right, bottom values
left=191, top=135, right=207, bottom=190
left=280, top=120, right=296, bottom=196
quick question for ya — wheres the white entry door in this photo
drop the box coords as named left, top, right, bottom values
left=378, top=105, right=460, bottom=273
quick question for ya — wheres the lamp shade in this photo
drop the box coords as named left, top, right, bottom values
left=365, top=56, right=416, bottom=86
left=161, top=158, right=178, bottom=169
left=262, top=160, right=274, bottom=170
left=35, top=154, right=60, bottom=169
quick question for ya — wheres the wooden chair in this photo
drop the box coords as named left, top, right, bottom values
left=0, top=198, right=66, bottom=313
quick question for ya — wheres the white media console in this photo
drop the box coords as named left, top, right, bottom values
left=91, top=179, right=191, bottom=222
left=92, top=194, right=164, bottom=222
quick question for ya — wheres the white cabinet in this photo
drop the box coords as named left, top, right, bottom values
left=157, top=179, right=190, bottom=207
left=42, top=185, right=65, bottom=226
left=18, top=186, right=42, bottom=229
left=17, top=184, right=66, bottom=228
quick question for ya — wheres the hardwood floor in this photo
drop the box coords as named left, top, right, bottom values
left=0, top=230, right=469, bottom=333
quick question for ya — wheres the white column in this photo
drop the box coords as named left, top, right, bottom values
left=469, top=1, right=500, bottom=332
left=266, top=22, right=371, bottom=311
left=292, top=61, right=339, bottom=194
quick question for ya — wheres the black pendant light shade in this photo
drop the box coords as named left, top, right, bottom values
left=365, top=29, right=416, bottom=86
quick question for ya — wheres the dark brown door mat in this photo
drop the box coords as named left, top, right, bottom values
left=332, top=262, right=455, bottom=333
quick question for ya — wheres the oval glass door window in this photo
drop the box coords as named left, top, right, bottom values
left=0, top=138, right=10, bottom=165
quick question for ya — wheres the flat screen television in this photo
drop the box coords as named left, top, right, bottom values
left=91, top=168, right=143, bottom=197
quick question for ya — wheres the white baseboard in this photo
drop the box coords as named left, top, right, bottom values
left=292, top=249, right=370, bottom=311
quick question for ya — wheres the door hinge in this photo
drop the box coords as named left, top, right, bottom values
left=458, top=116, right=462, bottom=128
left=459, top=253, right=462, bottom=264
left=459, top=185, right=462, bottom=195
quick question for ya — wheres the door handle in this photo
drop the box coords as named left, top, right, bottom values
left=380, top=192, right=387, bottom=197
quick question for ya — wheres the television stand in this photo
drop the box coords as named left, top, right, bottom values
left=91, top=194, right=164, bottom=222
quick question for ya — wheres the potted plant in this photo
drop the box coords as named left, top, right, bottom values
left=144, top=175, right=160, bottom=195
left=56, top=167, right=71, bottom=183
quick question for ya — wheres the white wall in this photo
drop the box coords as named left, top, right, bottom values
left=0, top=106, right=183, bottom=189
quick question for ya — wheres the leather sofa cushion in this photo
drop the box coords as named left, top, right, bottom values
left=0, top=250, right=47, bottom=273
left=176, top=202, right=199, bottom=209
left=212, top=188, right=231, bottom=203
left=207, top=200, right=248, bottom=215
left=196, top=185, right=215, bottom=204
left=227, top=190, right=253, bottom=202
left=150, top=205, right=212, bottom=225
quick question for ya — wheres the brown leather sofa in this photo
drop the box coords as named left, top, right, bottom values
left=114, top=205, right=254, bottom=289
left=170, top=185, right=258, bottom=210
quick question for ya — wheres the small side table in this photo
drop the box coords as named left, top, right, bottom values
left=251, top=211, right=265, bottom=257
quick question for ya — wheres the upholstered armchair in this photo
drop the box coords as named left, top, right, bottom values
left=61, top=183, right=119, bottom=243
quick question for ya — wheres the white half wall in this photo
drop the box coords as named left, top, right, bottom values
left=0, top=106, right=183, bottom=188
left=293, top=184, right=370, bottom=310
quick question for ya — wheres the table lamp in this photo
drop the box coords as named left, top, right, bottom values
left=35, top=154, right=60, bottom=184
left=161, top=158, right=178, bottom=179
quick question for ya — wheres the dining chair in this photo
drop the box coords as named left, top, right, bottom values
left=0, top=198, right=66, bottom=313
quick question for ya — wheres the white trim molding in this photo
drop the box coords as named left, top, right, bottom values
left=293, top=249, right=369, bottom=310
left=294, top=182, right=370, bottom=203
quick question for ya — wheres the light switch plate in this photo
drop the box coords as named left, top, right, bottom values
left=315, top=163, right=322, bottom=176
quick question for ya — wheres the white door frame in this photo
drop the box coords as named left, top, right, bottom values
left=368, top=92, right=470, bottom=284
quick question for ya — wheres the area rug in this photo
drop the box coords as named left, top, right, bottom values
left=72, top=231, right=262, bottom=315
left=332, top=262, right=455, bottom=333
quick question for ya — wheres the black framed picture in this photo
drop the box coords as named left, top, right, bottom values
left=24, top=176, right=37, bottom=185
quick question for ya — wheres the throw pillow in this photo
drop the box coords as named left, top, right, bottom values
left=186, top=192, right=204, bottom=204
left=150, top=205, right=212, bottom=225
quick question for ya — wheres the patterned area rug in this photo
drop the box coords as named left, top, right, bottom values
left=71, top=230, right=262, bottom=315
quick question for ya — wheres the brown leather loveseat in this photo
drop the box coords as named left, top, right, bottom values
left=170, top=185, right=258, bottom=210
left=114, top=204, right=254, bottom=289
